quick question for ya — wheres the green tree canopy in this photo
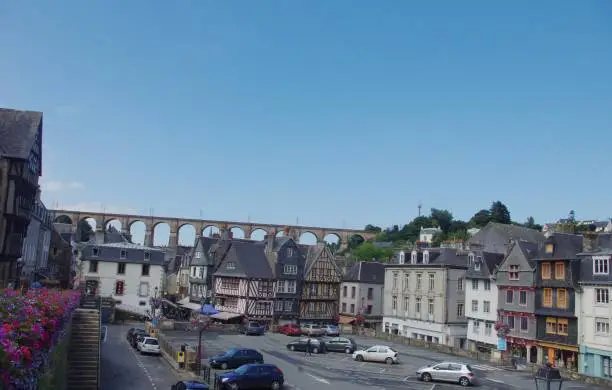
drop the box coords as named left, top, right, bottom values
left=77, top=219, right=94, bottom=242
left=352, top=242, right=394, bottom=262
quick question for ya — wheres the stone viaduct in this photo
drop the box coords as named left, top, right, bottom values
left=49, top=209, right=375, bottom=250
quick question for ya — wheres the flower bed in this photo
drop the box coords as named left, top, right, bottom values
left=0, top=288, right=81, bottom=390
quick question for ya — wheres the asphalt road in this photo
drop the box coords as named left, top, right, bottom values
left=101, top=323, right=181, bottom=390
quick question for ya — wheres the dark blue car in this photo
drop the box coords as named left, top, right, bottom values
left=208, top=348, right=264, bottom=370
left=243, top=321, right=266, bottom=336
left=217, top=363, right=284, bottom=390
left=171, top=380, right=209, bottom=389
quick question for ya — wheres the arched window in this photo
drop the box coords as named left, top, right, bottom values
left=423, top=250, right=430, bottom=264
left=399, top=251, right=405, bottom=264
left=411, top=251, right=417, bottom=264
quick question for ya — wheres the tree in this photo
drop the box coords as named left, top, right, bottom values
left=77, top=220, right=94, bottom=242
left=469, top=209, right=491, bottom=228
left=352, top=242, right=394, bottom=262
left=430, top=208, right=453, bottom=233
left=364, top=224, right=382, bottom=233
left=489, top=201, right=511, bottom=224
left=524, top=216, right=543, bottom=231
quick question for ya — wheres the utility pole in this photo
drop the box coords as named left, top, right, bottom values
left=418, top=201, right=423, bottom=217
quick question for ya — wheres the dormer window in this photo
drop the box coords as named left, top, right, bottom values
left=144, top=251, right=150, bottom=261
left=195, top=251, right=202, bottom=259
left=474, top=261, right=481, bottom=271
left=468, top=253, right=475, bottom=265
left=423, top=251, right=430, bottom=264
left=92, top=247, right=99, bottom=257
left=226, top=262, right=236, bottom=270
left=287, top=248, right=294, bottom=257
left=545, top=244, right=554, bottom=254
left=411, top=251, right=417, bottom=264
left=120, top=250, right=127, bottom=259
left=399, top=251, right=405, bottom=265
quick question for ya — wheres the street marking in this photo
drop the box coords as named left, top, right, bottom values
left=306, top=373, right=330, bottom=384
left=429, top=384, right=436, bottom=390
left=487, top=379, right=505, bottom=384
left=126, top=338, right=158, bottom=390
left=102, top=326, right=108, bottom=343
left=340, top=356, right=350, bottom=361
left=358, top=362, right=366, bottom=367
left=379, top=368, right=386, bottom=373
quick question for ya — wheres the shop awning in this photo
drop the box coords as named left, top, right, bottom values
left=338, top=315, right=355, bottom=325
left=116, top=304, right=150, bottom=318
left=179, top=301, right=202, bottom=311
left=210, top=311, right=243, bottom=320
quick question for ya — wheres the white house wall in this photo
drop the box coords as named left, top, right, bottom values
left=465, top=277, right=499, bottom=347
left=578, top=286, right=612, bottom=353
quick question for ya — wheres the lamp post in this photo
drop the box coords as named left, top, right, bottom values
left=534, top=363, right=564, bottom=390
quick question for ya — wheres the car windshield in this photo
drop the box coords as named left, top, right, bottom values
left=234, top=365, right=249, bottom=375
left=224, top=348, right=239, bottom=356
left=328, top=325, right=338, bottom=329
left=145, top=339, right=159, bottom=345
left=311, top=325, right=321, bottom=329
left=248, top=322, right=260, bottom=327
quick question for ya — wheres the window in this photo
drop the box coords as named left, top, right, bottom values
left=342, top=286, right=347, bottom=297
left=471, top=279, right=479, bottom=290
left=367, top=287, right=374, bottom=299
left=403, top=297, right=409, bottom=311
left=474, top=262, right=481, bottom=271
left=404, top=273, right=409, bottom=290
left=555, top=262, right=565, bottom=279
left=557, top=288, right=568, bottom=309
left=277, top=280, right=286, bottom=292
left=596, top=288, right=610, bottom=304
left=541, top=262, right=552, bottom=279
left=284, top=265, right=297, bottom=274
left=92, top=248, right=99, bottom=257
left=142, top=264, right=150, bottom=276
left=428, top=299, right=434, bottom=315
left=139, top=282, right=149, bottom=297
left=392, top=296, right=397, bottom=310
left=428, top=273, right=435, bottom=290
left=392, top=273, right=398, bottom=289
left=144, top=251, right=150, bottom=261
left=473, top=320, right=480, bottom=333
left=505, top=315, right=515, bottom=329
left=471, top=300, right=478, bottom=312
left=605, top=357, right=612, bottom=378
left=258, top=281, right=274, bottom=295
left=468, top=253, right=475, bottom=265
left=220, top=279, right=239, bottom=290
left=287, top=248, right=293, bottom=257
left=226, top=262, right=236, bottom=270
left=118, top=249, right=127, bottom=259
left=458, top=278, right=463, bottom=291
left=351, top=286, right=356, bottom=298
left=519, top=290, right=527, bottom=305
left=275, top=300, right=283, bottom=311
left=117, top=263, right=126, bottom=274
left=485, top=322, right=492, bottom=335
left=366, top=305, right=372, bottom=314
left=545, top=243, right=554, bottom=254
left=416, top=273, right=422, bottom=290
left=399, top=252, right=405, bottom=264
left=287, top=280, right=296, bottom=293
left=411, top=251, right=417, bottom=264
left=484, top=280, right=491, bottom=291
left=557, top=318, right=568, bottom=335
left=483, top=301, right=490, bottom=313
left=596, top=318, right=610, bottom=335
left=350, top=304, right=355, bottom=313
left=509, top=265, right=519, bottom=280
left=283, top=301, right=292, bottom=311
left=594, top=256, right=610, bottom=275
left=546, top=317, right=557, bottom=334
left=89, top=261, right=98, bottom=273
left=520, top=317, right=528, bottom=331
left=423, top=251, right=429, bottom=264
left=115, top=281, right=125, bottom=295
left=415, top=298, right=421, bottom=314
left=543, top=288, right=553, bottom=307
left=457, top=303, right=464, bottom=317
left=506, top=289, right=514, bottom=304
left=341, top=302, right=347, bottom=313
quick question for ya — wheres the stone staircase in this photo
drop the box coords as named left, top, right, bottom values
left=67, top=298, right=101, bottom=390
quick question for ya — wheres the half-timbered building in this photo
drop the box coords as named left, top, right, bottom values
left=211, top=239, right=275, bottom=323
left=298, top=243, right=342, bottom=323
left=0, top=109, right=43, bottom=288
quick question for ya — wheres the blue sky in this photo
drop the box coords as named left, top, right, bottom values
left=1, top=1, right=611, bottom=246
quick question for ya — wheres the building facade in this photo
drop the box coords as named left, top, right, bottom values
left=533, top=233, right=582, bottom=370
left=77, top=242, right=165, bottom=313
left=340, top=261, right=385, bottom=327
left=0, top=109, right=43, bottom=287
left=20, top=200, right=53, bottom=283
left=187, top=236, right=216, bottom=304
left=267, top=236, right=303, bottom=324
left=464, top=251, right=504, bottom=355
left=382, top=248, right=469, bottom=347
left=299, top=243, right=342, bottom=323
left=576, top=233, right=612, bottom=378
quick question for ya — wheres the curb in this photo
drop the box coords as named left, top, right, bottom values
left=160, top=349, right=197, bottom=379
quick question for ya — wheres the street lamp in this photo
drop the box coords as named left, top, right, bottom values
left=534, top=363, right=564, bottom=390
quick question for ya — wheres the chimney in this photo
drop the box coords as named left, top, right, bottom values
left=220, top=229, right=232, bottom=240
left=583, top=232, right=598, bottom=253
left=264, top=234, right=275, bottom=254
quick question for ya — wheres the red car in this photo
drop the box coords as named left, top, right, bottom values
left=278, top=324, right=301, bottom=336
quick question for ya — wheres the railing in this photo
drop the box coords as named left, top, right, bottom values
left=96, top=296, right=101, bottom=390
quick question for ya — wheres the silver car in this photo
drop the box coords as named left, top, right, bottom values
left=416, top=362, right=478, bottom=387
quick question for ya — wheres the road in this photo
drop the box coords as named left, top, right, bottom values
left=101, top=323, right=181, bottom=390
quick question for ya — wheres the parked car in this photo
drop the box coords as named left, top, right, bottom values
left=416, top=362, right=478, bottom=387
left=323, top=337, right=357, bottom=353
left=137, top=337, right=161, bottom=355
left=126, top=328, right=146, bottom=344
left=323, top=324, right=340, bottom=336
left=216, top=363, right=284, bottom=390
left=171, top=380, right=209, bottom=389
left=300, top=324, right=326, bottom=337
left=286, top=338, right=325, bottom=354
left=243, top=322, right=266, bottom=336
left=131, top=332, right=151, bottom=348
left=352, top=345, right=398, bottom=364
left=208, top=348, right=264, bottom=370
left=278, top=323, right=301, bottom=336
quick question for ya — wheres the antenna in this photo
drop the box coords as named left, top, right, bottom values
left=296, top=217, right=299, bottom=225
left=418, top=201, right=423, bottom=217
left=199, top=209, right=203, bottom=218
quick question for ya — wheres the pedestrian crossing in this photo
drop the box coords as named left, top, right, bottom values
left=469, top=364, right=505, bottom=371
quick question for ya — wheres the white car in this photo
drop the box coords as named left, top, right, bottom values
left=137, top=336, right=161, bottom=355
left=352, top=345, right=399, bottom=364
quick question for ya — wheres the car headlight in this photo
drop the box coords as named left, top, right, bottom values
left=221, top=377, right=229, bottom=382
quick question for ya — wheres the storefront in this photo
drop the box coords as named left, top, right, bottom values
left=579, top=345, right=612, bottom=379
left=505, top=336, right=538, bottom=364
left=538, top=341, right=578, bottom=370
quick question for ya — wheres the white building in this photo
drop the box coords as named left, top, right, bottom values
left=339, top=261, right=385, bottom=327
left=419, top=227, right=442, bottom=244
left=77, top=242, right=165, bottom=314
left=464, top=251, right=505, bottom=355
left=382, top=248, right=469, bottom=347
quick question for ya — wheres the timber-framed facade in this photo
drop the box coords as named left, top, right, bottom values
left=299, top=244, right=342, bottom=322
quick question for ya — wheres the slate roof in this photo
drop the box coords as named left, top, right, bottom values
left=344, top=261, right=384, bottom=283
left=388, top=247, right=469, bottom=268
left=212, top=239, right=273, bottom=279
left=190, top=237, right=216, bottom=266
left=80, top=242, right=165, bottom=265
left=465, top=251, right=504, bottom=279
left=516, top=240, right=540, bottom=268
left=467, top=222, right=545, bottom=254
left=578, top=234, right=612, bottom=284
left=534, top=233, right=583, bottom=260
left=577, top=233, right=612, bottom=256
left=0, top=108, right=42, bottom=159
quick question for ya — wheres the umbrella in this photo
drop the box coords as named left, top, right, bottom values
left=201, top=303, right=219, bottom=315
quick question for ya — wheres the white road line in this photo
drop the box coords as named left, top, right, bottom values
left=102, top=326, right=108, bottom=343
left=306, top=373, right=330, bottom=384
left=429, top=384, right=437, bottom=390
left=340, top=357, right=350, bottom=361
left=486, top=378, right=505, bottom=384
left=126, top=338, right=158, bottom=390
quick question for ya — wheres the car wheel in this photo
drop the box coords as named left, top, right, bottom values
left=271, top=380, right=281, bottom=390
left=345, top=348, right=352, bottom=354
left=355, top=355, right=364, bottom=361
left=385, top=357, right=393, bottom=365
left=459, top=376, right=470, bottom=387
left=290, top=345, right=295, bottom=351
left=221, top=362, right=228, bottom=370
left=312, top=347, right=319, bottom=354
left=421, top=373, right=432, bottom=382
